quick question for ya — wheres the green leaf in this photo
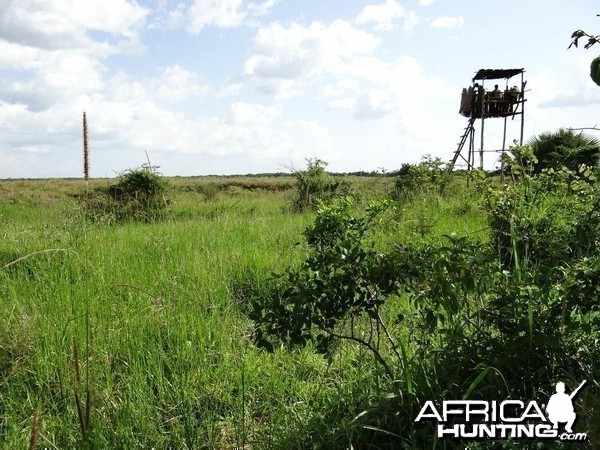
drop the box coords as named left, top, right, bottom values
left=462, top=367, right=491, bottom=400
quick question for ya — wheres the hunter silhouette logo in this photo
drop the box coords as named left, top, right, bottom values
left=414, top=379, right=589, bottom=442
left=546, top=380, right=586, bottom=433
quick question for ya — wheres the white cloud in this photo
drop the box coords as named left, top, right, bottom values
left=247, top=0, right=281, bottom=17
left=354, top=0, right=419, bottom=32
left=430, top=16, right=464, bottom=29
left=0, top=101, right=29, bottom=130
left=243, top=20, right=379, bottom=97
left=0, top=0, right=469, bottom=177
left=0, top=77, right=336, bottom=176
left=419, top=0, right=435, bottom=6
left=352, top=90, right=395, bottom=119
left=166, top=0, right=280, bottom=33
left=148, top=65, right=211, bottom=103
left=163, top=3, right=188, bottom=29
left=531, top=63, right=600, bottom=109
left=0, top=49, right=106, bottom=111
left=187, top=0, right=246, bottom=32
left=0, top=0, right=147, bottom=52
left=229, top=102, right=280, bottom=124
left=0, top=40, right=44, bottom=71
left=0, top=0, right=149, bottom=116
left=321, top=79, right=360, bottom=98
left=0, top=0, right=331, bottom=177
left=347, top=55, right=448, bottom=117
left=216, top=81, right=244, bottom=98
left=242, top=16, right=450, bottom=125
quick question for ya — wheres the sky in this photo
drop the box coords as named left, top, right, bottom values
left=1, top=0, right=600, bottom=178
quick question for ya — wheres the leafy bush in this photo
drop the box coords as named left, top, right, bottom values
left=292, top=158, right=348, bottom=211
left=250, top=198, right=398, bottom=373
left=249, top=150, right=600, bottom=447
left=489, top=145, right=599, bottom=270
left=525, top=128, right=600, bottom=173
left=393, top=155, right=449, bottom=202
left=81, top=168, right=169, bottom=223
left=109, top=168, right=167, bottom=203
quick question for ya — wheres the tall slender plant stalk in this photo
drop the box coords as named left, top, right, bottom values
left=83, top=111, right=89, bottom=183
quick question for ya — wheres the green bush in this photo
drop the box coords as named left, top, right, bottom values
left=81, top=168, right=169, bottom=223
left=393, top=155, right=449, bottom=202
left=292, top=158, right=348, bottom=211
left=489, top=145, right=599, bottom=270
left=249, top=151, right=600, bottom=447
left=250, top=198, right=398, bottom=368
left=525, top=128, right=600, bottom=173
left=109, top=169, right=167, bottom=204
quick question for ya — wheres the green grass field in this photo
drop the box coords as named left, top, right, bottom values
left=0, top=173, right=597, bottom=449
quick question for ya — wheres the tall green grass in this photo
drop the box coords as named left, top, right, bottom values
left=2, top=173, right=567, bottom=449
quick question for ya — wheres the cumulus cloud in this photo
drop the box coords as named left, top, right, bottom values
left=0, top=0, right=150, bottom=114
left=247, top=0, right=281, bottom=17
left=352, top=90, right=395, bottom=120
left=242, top=20, right=379, bottom=98
left=430, top=16, right=464, bottom=29
left=240, top=13, right=452, bottom=158
left=0, top=49, right=106, bottom=112
left=0, top=88, right=338, bottom=177
left=0, top=0, right=147, bottom=52
left=529, top=57, right=600, bottom=111
left=81, top=97, right=335, bottom=162
left=0, top=1, right=460, bottom=177
left=0, top=0, right=307, bottom=177
left=229, top=102, right=280, bottom=124
left=354, top=0, right=419, bottom=32
left=241, top=14, right=450, bottom=125
left=187, top=0, right=246, bottom=32
left=147, top=65, right=211, bottom=103
left=164, top=0, right=281, bottom=33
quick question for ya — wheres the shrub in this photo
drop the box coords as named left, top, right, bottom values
left=526, top=128, right=600, bottom=173
left=292, top=158, right=348, bottom=211
left=488, top=145, right=599, bottom=270
left=249, top=149, right=600, bottom=446
left=81, top=168, right=169, bottom=223
left=393, top=155, right=449, bottom=202
left=250, top=198, right=398, bottom=369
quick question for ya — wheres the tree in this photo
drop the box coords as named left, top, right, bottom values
left=569, top=27, right=600, bottom=85
left=526, top=128, right=600, bottom=172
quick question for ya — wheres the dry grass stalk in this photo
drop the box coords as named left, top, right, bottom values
left=28, top=407, right=41, bottom=450
left=83, top=111, right=89, bottom=182
left=0, top=248, right=68, bottom=270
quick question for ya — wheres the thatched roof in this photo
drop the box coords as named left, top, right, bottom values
left=472, top=68, right=524, bottom=81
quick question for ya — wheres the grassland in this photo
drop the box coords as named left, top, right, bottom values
left=0, top=173, right=595, bottom=449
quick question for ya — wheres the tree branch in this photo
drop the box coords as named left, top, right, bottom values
left=567, top=126, right=600, bottom=132
left=324, top=327, right=396, bottom=380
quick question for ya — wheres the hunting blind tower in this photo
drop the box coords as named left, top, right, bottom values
left=449, top=68, right=526, bottom=175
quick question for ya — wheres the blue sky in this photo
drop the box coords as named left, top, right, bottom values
left=1, top=0, right=600, bottom=178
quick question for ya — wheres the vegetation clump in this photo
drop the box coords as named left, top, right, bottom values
left=525, top=128, right=600, bottom=173
left=2, top=150, right=599, bottom=448
left=82, top=168, right=169, bottom=223
left=249, top=147, right=600, bottom=446
left=393, top=155, right=449, bottom=202
left=292, top=158, right=349, bottom=211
